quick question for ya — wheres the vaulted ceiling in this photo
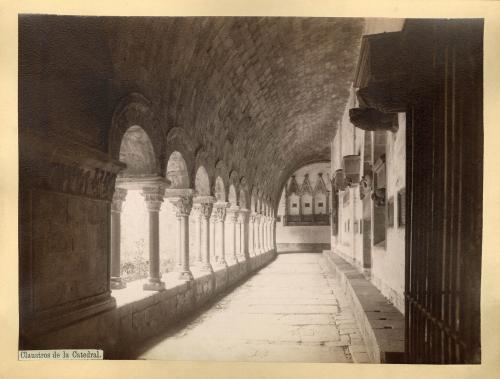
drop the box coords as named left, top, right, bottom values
left=20, top=16, right=364, bottom=205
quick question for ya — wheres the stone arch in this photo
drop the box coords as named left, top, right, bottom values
left=165, top=127, right=196, bottom=188
left=194, top=165, right=211, bottom=196
left=228, top=170, right=240, bottom=207
left=228, top=184, right=238, bottom=207
left=214, top=176, right=226, bottom=202
left=214, top=160, right=229, bottom=201
left=109, top=93, right=163, bottom=175
left=118, top=125, right=157, bottom=177
left=195, top=148, right=215, bottom=195
left=239, top=178, right=250, bottom=210
left=257, top=191, right=263, bottom=214
left=166, top=151, right=190, bottom=189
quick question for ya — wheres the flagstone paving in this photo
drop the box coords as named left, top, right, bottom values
left=138, top=252, right=370, bottom=363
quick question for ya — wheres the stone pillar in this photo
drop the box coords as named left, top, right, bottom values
left=227, top=207, right=239, bottom=263
left=259, top=214, right=266, bottom=254
left=273, top=217, right=278, bottom=252
left=193, top=204, right=203, bottom=266
left=248, top=213, right=255, bottom=256
left=269, top=216, right=274, bottom=251
left=262, top=215, right=269, bottom=253
left=170, top=196, right=194, bottom=281
left=237, top=209, right=248, bottom=261
left=110, top=188, right=127, bottom=290
left=210, top=214, right=216, bottom=265
left=214, top=203, right=228, bottom=267
left=255, top=214, right=261, bottom=254
left=142, top=186, right=166, bottom=291
left=199, top=201, right=214, bottom=272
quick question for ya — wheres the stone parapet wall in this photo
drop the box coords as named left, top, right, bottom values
left=323, top=250, right=404, bottom=363
left=24, top=250, right=277, bottom=359
left=277, top=243, right=330, bottom=252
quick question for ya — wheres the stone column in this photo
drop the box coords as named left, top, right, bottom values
left=142, top=186, right=166, bottom=291
left=258, top=214, right=265, bottom=254
left=170, top=196, right=194, bottom=281
left=254, top=214, right=261, bottom=254
left=193, top=204, right=203, bottom=266
left=199, top=201, right=214, bottom=272
left=248, top=213, right=256, bottom=256
left=227, top=207, right=239, bottom=263
left=237, top=210, right=248, bottom=261
left=273, top=217, right=278, bottom=252
left=210, top=214, right=216, bottom=265
left=264, top=216, right=269, bottom=252
left=110, top=188, right=127, bottom=290
left=214, top=203, right=228, bottom=267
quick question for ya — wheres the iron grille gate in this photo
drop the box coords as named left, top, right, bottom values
left=404, top=19, right=483, bottom=364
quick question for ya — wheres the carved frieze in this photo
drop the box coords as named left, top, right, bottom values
left=47, top=162, right=118, bottom=201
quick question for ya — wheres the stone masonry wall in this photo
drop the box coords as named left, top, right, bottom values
left=24, top=250, right=276, bottom=358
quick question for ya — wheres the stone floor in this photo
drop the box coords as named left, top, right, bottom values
left=137, top=252, right=370, bottom=363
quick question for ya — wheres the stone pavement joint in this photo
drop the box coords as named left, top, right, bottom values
left=138, top=252, right=369, bottom=362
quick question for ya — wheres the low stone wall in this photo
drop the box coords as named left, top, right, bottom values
left=25, top=250, right=277, bottom=359
left=277, top=243, right=330, bottom=252
left=323, top=250, right=405, bottom=363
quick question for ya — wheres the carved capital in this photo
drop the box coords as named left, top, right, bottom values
left=111, top=188, right=127, bottom=212
left=170, top=196, right=193, bottom=217
left=249, top=213, right=257, bottom=223
left=142, top=186, right=164, bottom=212
left=213, top=202, right=229, bottom=223
left=200, top=202, right=213, bottom=220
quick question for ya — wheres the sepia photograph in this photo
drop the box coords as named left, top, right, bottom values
left=16, top=13, right=485, bottom=365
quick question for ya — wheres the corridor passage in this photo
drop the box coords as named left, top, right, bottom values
left=138, top=252, right=369, bottom=362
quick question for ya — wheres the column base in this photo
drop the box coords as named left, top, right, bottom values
left=236, top=254, right=246, bottom=262
left=179, top=270, right=194, bottom=281
left=110, top=277, right=127, bottom=290
left=143, top=279, right=165, bottom=291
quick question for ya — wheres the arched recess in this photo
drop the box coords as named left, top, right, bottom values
left=166, top=151, right=190, bottom=189
left=273, top=158, right=331, bottom=210
left=165, top=127, right=196, bottom=189
left=195, top=148, right=215, bottom=196
left=250, top=188, right=258, bottom=213
left=228, top=184, right=238, bottom=207
left=228, top=170, right=239, bottom=207
left=214, top=160, right=229, bottom=201
left=239, top=178, right=249, bottom=210
left=195, top=166, right=211, bottom=196
left=214, top=176, right=226, bottom=202
left=109, top=93, right=163, bottom=175
left=118, top=125, right=158, bottom=177
left=112, top=122, right=164, bottom=287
